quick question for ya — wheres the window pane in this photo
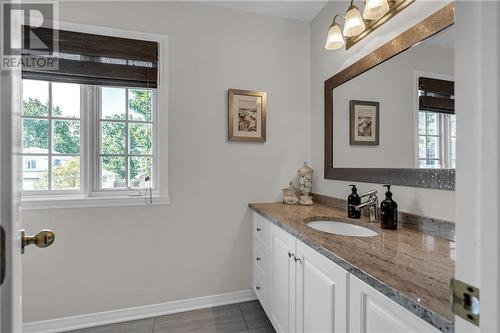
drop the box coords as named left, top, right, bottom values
left=419, top=160, right=427, bottom=169
left=427, top=136, right=440, bottom=159
left=52, top=82, right=80, bottom=118
left=23, top=155, right=48, bottom=190
left=128, top=89, right=153, bottom=121
left=22, top=80, right=49, bottom=116
left=450, top=115, right=456, bottom=138
left=101, top=156, right=126, bottom=188
left=23, top=118, right=49, bottom=153
left=129, top=157, right=152, bottom=188
left=425, top=159, right=441, bottom=169
left=129, top=123, right=152, bottom=154
left=426, top=113, right=439, bottom=135
left=52, top=156, right=80, bottom=190
left=451, top=137, right=457, bottom=168
left=102, top=87, right=126, bottom=119
left=101, top=121, right=126, bottom=154
left=418, top=112, right=426, bottom=135
left=418, top=136, right=426, bottom=159
left=53, top=120, right=80, bottom=154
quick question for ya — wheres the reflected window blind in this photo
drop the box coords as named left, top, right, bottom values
left=418, top=77, right=454, bottom=114
left=21, top=26, right=158, bottom=88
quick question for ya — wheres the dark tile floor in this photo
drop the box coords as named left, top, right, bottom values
left=66, top=301, right=275, bottom=333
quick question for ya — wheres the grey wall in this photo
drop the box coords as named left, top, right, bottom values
left=22, top=1, right=310, bottom=322
left=310, top=0, right=455, bottom=220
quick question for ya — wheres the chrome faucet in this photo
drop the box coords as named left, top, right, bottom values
left=355, top=190, right=379, bottom=223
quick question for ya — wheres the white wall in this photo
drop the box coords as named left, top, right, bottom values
left=311, top=0, right=455, bottom=220
left=21, top=1, right=310, bottom=322
left=333, top=43, right=454, bottom=168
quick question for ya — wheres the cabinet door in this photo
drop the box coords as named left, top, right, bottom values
left=349, top=275, right=440, bottom=333
left=296, top=240, right=348, bottom=333
left=269, top=223, right=296, bottom=333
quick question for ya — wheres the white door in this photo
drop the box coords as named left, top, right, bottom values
left=0, top=55, right=23, bottom=333
left=455, top=2, right=500, bottom=332
left=295, top=240, right=348, bottom=333
left=269, top=224, right=296, bottom=333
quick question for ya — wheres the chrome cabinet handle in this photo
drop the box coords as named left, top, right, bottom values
left=256, top=286, right=261, bottom=290
left=256, top=257, right=261, bottom=261
left=288, top=251, right=292, bottom=258
left=256, top=228, right=262, bottom=232
left=293, top=255, right=302, bottom=264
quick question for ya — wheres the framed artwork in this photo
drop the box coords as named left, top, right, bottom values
left=228, top=89, right=267, bottom=142
left=349, top=100, right=380, bottom=146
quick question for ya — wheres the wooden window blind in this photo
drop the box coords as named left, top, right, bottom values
left=21, top=26, right=158, bottom=88
left=418, top=77, right=454, bottom=114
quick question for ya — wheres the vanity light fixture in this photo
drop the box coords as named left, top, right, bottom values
left=363, top=0, right=390, bottom=20
left=325, top=14, right=345, bottom=50
left=343, top=1, right=365, bottom=37
left=325, top=0, right=415, bottom=51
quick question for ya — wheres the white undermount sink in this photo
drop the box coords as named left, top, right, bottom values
left=307, top=220, right=378, bottom=237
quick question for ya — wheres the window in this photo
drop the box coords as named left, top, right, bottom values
left=416, top=75, right=455, bottom=169
left=22, top=80, right=81, bottom=191
left=21, top=80, right=161, bottom=206
left=418, top=111, right=456, bottom=169
left=20, top=24, right=168, bottom=209
left=99, top=87, right=154, bottom=190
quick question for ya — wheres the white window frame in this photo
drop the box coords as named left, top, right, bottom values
left=413, top=71, right=455, bottom=169
left=21, top=21, right=169, bottom=210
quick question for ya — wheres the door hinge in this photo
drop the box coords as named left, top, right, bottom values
left=451, top=278, right=480, bottom=326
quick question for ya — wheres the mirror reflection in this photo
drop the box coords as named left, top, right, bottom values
left=332, top=26, right=455, bottom=169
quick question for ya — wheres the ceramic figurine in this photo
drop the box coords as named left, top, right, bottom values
left=282, top=182, right=299, bottom=205
left=298, top=162, right=313, bottom=205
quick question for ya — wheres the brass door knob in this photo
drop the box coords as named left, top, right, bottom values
left=21, top=229, right=55, bottom=254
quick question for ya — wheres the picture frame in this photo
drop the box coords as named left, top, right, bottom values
left=228, top=89, right=267, bottom=142
left=349, top=100, right=380, bottom=146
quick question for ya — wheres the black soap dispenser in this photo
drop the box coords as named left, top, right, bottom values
left=380, top=185, right=398, bottom=230
left=348, top=185, right=361, bottom=219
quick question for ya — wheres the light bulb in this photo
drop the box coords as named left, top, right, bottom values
left=343, top=4, right=365, bottom=37
left=363, top=0, right=390, bottom=20
left=325, top=22, right=345, bottom=50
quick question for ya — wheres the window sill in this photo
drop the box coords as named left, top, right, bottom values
left=21, top=194, right=170, bottom=210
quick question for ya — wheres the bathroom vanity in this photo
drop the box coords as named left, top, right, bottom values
left=249, top=202, right=454, bottom=333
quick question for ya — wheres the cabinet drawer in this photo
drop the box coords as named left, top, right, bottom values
left=253, top=212, right=269, bottom=248
left=253, top=243, right=267, bottom=274
left=253, top=264, right=267, bottom=309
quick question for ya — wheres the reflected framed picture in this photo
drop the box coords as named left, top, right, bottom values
left=228, top=89, right=267, bottom=142
left=349, top=100, right=379, bottom=146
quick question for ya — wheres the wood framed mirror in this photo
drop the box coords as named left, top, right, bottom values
left=324, top=3, right=455, bottom=190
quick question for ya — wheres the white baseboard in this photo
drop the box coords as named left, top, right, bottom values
left=23, top=289, right=257, bottom=333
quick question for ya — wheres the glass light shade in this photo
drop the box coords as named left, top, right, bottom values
left=325, top=23, right=345, bottom=50
left=363, top=0, right=390, bottom=20
left=343, top=5, right=365, bottom=37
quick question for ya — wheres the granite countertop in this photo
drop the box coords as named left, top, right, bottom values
left=249, top=202, right=455, bottom=333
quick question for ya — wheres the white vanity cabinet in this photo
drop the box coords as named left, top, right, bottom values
left=255, top=213, right=348, bottom=333
left=252, top=212, right=440, bottom=333
left=349, top=275, right=440, bottom=333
